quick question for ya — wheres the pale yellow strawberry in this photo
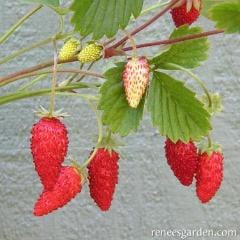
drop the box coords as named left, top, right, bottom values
left=122, top=57, right=150, bottom=108
left=77, top=43, right=103, bottom=63
left=59, top=38, right=80, bottom=61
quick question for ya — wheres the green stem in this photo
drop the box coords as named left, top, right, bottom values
left=0, top=68, right=104, bottom=87
left=0, top=32, right=72, bottom=65
left=82, top=101, right=103, bottom=168
left=138, top=1, right=170, bottom=17
left=58, top=15, right=64, bottom=34
left=76, top=62, right=95, bottom=82
left=207, top=134, right=212, bottom=148
left=122, top=29, right=137, bottom=57
left=49, top=40, right=58, bottom=116
left=75, top=63, right=85, bottom=82
left=17, top=74, right=48, bottom=91
left=63, top=73, right=79, bottom=86
left=0, top=37, right=52, bottom=65
left=0, top=5, right=43, bottom=45
left=56, top=92, right=99, bottom=101
left=166, top=63, right=212, bottom=108
left=106, top=129, right=112, bottom=142
left=0, top=83, right=90, bottom=106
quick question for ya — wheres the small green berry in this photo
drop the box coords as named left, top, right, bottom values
left=59, top=38, right=80, bottom=61
left=77, top=43, right=103, bottom=63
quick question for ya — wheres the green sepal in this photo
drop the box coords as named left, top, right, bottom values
left=200, top=92, right=224, bottom=115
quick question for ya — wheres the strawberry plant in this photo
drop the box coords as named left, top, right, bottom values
left=0, top=0, right=239, bottom=216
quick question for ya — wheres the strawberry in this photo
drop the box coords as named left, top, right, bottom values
left=34, top=166, right=82, bottom=216
left=122, top=57, right=150, bottom=108
left=171, top=0, right=201, bottom=27
left=77, top=43, right=103, bottom=63
left=30, top=117, right=68, bottom=191
left=87, top=148, right=119, bottom=211
left=196, top=151, right=223, bottom=203
left=59, top=38, right=80, bottom=61
left=165, top=139, right=198, bottom=186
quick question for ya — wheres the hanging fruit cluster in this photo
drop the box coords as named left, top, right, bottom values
left=31, top=112, right=120, bottom=216
left=31, top=0, right=223, bottom=216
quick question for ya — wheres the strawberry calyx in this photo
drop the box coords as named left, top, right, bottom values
left=35, top=106, right=69, bottom=119
left=199, top=143, right=222, bottom=156
left=104, top=46, right=126, bottom=58
left=200, top=92, right=224, bottom=115
left=96, top=131, right=122, bottom=154
left=192, top=0, right=201, bottom=11
left=172, top=0, right=201, bottom=12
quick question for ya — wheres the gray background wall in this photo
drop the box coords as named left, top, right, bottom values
left=0, top=1, right=240, bottom=240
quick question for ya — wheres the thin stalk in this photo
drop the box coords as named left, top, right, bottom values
left=166, top=63, right=212, bottom=108
left=0, top=67, right=104, bottom=87
left=76, top=62, right=95, bottom=82
left=0, top=5, right=43, bottom=45
left=56, top=92, right=99, bottom=101
left=49, top=40, right=58, bottom=116
left=0, top=32, right=73, bottom=65
left=0, top=37, right=52, bottom=65
left=207, top=134, right=212, bottom=148
left=122, top=29, right=137, bottom=57
left=122, top=30, right=224, bottom=52
left=106, top=129, right=112, bottom=142
left=137, top=1, right=170, bottom=17
left=82, top=100, right=103, bottom=168
left=58, top=15, right=64, bottom=34
left=63, top=73, right=79, bottom=86
left=0, top=83, right=89, bottom=106
left=17, top=74, right=48, bottom=91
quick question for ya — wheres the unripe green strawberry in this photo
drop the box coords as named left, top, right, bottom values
left=77, top=43, right=103, bottom=63
left=123, top=57, right=150, bottom=108
left=59, top=38, right=80, bottom=61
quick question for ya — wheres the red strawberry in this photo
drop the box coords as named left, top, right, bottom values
left=30, top=117, right=68, bottom=191
left=34, top=166, right=82, bottom=216
left=171, top=0, right=201, bottom=27
left=196, top=151, right=223, bottom=203
left=165, top=139, right=198, bottom=186
left=88, top=148, right=119, bottom=211
left=123, top=57, right=150, bottom=108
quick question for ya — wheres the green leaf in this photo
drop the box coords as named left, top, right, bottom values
left=147, top=72, right=211, bottom=143
left=151, top=26, right=209, bottom=70
left=70, top=0, right=143, bottom=39
left=201, top=0, right=228, bottom=18
left=22, top=0, right=59, bottom=7
left=210, top=1, right=240, bottom=33
left=99, top=63, right=144, bottom=136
